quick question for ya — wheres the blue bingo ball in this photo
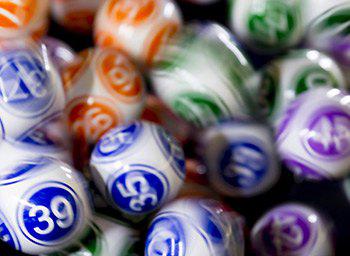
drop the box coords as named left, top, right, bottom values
left=145, top=198, right=245, bottom=256
left=0, top=39, right=65, bottom=143
left=0, top=157, right=91, bottom=255
left=202, top=120, right=280, bottom=197
left=90, top=121, right=186, bottom=217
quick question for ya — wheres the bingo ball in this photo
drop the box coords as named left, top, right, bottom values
left=63, top=47, right=145, bottom=146
left=258, top=49, right=347, bottom=124
left=90, top=121, right=186, bottom=216
left=302, top=0, right=347, bottom=25
left=41, top=37, right=76, bottom=72
left=251, top=203, right=334, bottom=256
left=151, top=23, right=256, bottom=128
left=306, top=3, right=350, bottom=79
left=51, top=0, right=104, bottom=33
left=0, top=0, right=49, bottom=40
left=0, top=157, right=92, bottom=254
left=203, top=120, right=280, bottom=197
left=0, top=128, right=71, bottom=168
left=276, top=88, right=350, bottom=180
left=229, top=0, right=304, bottom=53
left=145, top=198, right=245, bottom=256
left=0, top=39, right=65, bottom=143
left=94, top=0, right=182, bottom=66
left=50, top=214, right=137, bottom=256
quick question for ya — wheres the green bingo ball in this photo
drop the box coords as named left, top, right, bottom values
left=229, top=0, right=304, bottom=53
left=257, top=49, right=347, bottom=124
left=151, top=23, right=257, bottom=128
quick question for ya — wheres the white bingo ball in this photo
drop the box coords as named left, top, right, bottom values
left=145, top=198, right=245, bottom=256
left=303, top=0, right=348, bottom=25
left=257, top=49, right=347, bottom=124
left=63, top=47, right=145, bottom=146
left=229, top=0, right=304, bottom=53
left=90, top=121, right=186, bottom=216
left=203, top=120, right=280, bottom=197
left=0, top=157, right=92, bottom=255
left=276, top=88, right=350, bottom=180
left=94, top=0, right=182, bottom=66
left=0, top=137, right=71, bottom=170
left=151, top=22, right=256, bottom=128
left=0, top=39, right=65, bottom=143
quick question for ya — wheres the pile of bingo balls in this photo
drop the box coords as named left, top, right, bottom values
left=0, top=0, right=349, bottom=255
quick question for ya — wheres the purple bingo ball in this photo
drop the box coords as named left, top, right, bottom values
left=251, top=203, right=334, bottom=256
left=276, top=88, right=350, bottom=181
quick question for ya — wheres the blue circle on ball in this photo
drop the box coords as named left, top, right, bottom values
left=0, top=210, right=20, bottom=250
left=109, top=165, right=168, bottom=214
left=219, top=141, right=268, bottom=189
left=0, top=49, right=54, bottom=118
left=93, top=123, right=142, bottom=162
left=19, top=182, right=80, bottom=245
left=146, top=214, right=186, bottom=256
left=153, top=126, right=185, bottom=180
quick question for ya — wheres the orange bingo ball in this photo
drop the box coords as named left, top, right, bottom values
left=94, top=0, right=182, bottom=66
left=0, top=0, right=49, bottom=40
left=51, top=0, right=105, bottom=33
left=63, top=47, right=145, bottom=146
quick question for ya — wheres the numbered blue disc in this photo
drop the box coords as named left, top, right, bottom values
left=108, top=164, right=169, bottom=214
left=146, top=214, right=186, bottom=256
left=219, top=141, right=268, bottom=189
left=18, top=182, right=80, bottom=246
left=0, top=210, right=20, bottom=250
left=152, top=126, right=185, bottom=180
left=0, top=50, right=54, bottom=118
left=92, top=123, right=142, bottom=163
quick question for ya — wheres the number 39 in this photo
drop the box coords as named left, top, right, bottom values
left=29, top=196, right=74, bottom=235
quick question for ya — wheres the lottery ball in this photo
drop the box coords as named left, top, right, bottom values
left=49, top=214, right=138, bottom=255
left=63, top=47, right=145, bottom=146
left=251, top=203, right=334, bottom=256
left=258, top=49, right=347, bottom=124
left=145, top=198, right=245, bottom=256
left=306, top=3, right=350, bottom=82
left=51, top=0, right=104, bottom=34
left=0, top=39, right=65, bottom=143
left=203, top=120, right=280, bottom=197
left=303, top=0, right=347, bottom=25
left=0, top=157, right=92, bottom=255
left=229, top=0, right=304, bottom=53
left=151, top=23, right=256, bottom=128
left=0, top=0, right=49, bottom=40
left=0, top=133, right=71, bottom=169
left=90, top=121, right=186, bottom=216
left=276, top=88, right=350, bottom=181
left=41, top=37, right=76, bottom=72
left=94, top=0, right=182, bottom=66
